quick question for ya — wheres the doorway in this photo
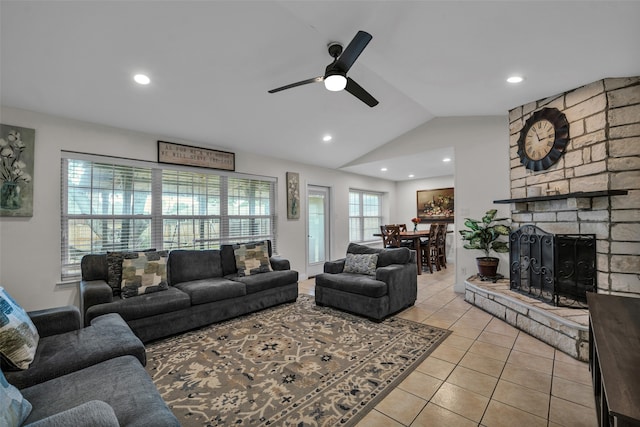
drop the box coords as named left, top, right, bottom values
left=307, top=185, right=330, bottom=277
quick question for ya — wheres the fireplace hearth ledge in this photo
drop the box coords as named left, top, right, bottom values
left=464, top=276, right=589, bottom=361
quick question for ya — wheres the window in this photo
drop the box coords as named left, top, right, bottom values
left=61, top=153, right=276, bottom=280
left=348, top=189, right=383, bottom=242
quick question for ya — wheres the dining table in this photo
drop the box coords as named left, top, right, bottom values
left=374, top=230, right=432, bottom=275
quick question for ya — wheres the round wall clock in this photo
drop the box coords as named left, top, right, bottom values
left=517, top=107, right=570, bottom=171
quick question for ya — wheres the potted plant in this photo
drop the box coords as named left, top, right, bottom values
left=459, top=209, right=511, bottom=277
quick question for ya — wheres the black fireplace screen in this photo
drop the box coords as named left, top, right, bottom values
left=509, top=225, right=596, bottom=307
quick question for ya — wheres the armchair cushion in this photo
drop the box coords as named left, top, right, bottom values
left=343, top=253, right=378, bottom=275
left=0, top=287, right=39, bottom=370
left=314, top=273, right=387, bottom=298
left=345, top=243, right=411, bottom=267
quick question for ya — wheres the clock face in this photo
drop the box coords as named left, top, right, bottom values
left=524, top=119, right=555, bottom=161
left=517, top=108, right=570, bottom=171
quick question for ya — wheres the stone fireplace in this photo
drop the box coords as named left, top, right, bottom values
left=465, top=76, right=639, bottom=361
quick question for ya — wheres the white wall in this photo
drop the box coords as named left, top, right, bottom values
left=345, top=116, right=510, bottom=292
left=0, top=106, right=396, bottom=310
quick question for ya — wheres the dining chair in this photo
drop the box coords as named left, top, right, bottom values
left=397, top=224, right=408, bottom=232
left=436, top=223, right=447, bottom=269
left=421, top=223, right=440, bottom=273
left=380, top=225, right=401, bottom=248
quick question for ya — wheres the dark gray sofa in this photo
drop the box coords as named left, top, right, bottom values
left=315, top=243, right=417, bottom=321
left=80, top=241, right=299, bottom=342
left=3, top=306, right=178, bottom=426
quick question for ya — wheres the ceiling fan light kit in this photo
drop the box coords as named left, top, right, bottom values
left=268, top=30, right=379, bottom=107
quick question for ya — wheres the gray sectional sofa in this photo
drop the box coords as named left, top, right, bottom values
left=315, top=243, right=417, bottom=321
left=3, top=305, right=178, bottom=426
left=80, top=241, right=299, bottom=342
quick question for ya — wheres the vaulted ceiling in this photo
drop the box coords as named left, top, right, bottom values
left=2, top=1, right=639, bottom=181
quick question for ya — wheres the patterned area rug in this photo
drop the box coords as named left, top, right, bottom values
left=145, top=295, right=450, bottom=426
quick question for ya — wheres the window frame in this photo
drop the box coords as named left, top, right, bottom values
left=348, top=189, right=383, bottom=243
left=60, top=152, right=277, bottom=280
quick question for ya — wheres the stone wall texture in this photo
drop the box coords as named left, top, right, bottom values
left=508, top=77, right=640, bottom=297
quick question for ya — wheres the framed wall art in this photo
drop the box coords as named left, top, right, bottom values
left=417, top=187, right=454, bottom=223
left=286, top=172, right=300, bottom=220
left=158, top=141, right=235, bottom=171
left=1, top=124, right=35, bottom=217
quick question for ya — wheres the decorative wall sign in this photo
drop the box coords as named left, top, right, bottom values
left=417, top=187, right=454, bottom=223
left=158, top=141, right=235, bottom=171
left=286, top=172, right=300, bottom=220
left=1, top=124, right=35, bottom=217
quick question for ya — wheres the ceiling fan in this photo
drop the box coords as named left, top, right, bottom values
left=268, top=30, right=379, bottom=107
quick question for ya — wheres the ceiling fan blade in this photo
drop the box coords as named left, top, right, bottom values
left=268, top=76, right=323, bottom=93
left=345, top=77, right=378, bottom=107
left=334, top=30, right=372, bottom=72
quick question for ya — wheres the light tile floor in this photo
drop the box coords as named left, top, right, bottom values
left=298, top=264, right=597, bottom=427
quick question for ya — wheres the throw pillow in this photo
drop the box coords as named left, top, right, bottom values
left=0, top=368, right=32, bottom=426
left=0, top=287, right=39, bottom=370
left=234, top=241, right=273, bottom=277
left=343, top=253, right=378, bottom=276
left=120, top=251, right=169, bottom=298
left=107, top=249, right=156, bottom=296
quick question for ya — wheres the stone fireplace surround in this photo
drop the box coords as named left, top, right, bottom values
left=465, top=77, right=639, bottom=360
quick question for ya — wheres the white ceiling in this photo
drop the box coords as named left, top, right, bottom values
left=1, top=1, right=639, bottom=181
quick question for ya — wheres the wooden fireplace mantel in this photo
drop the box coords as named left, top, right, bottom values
left=493, top=190, right=628, bottom=204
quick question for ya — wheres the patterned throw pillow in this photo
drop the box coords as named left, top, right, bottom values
left=343, top=253, right=379, bottom=276
left=0, top=287, right=39, bottom=370
left=1, top=368, right=32, bottom=426
left=107, top=249, right=156, bottom=296
left=120, top=251, right=169, bottom=298
left=234, top=241, right=273, bottom=277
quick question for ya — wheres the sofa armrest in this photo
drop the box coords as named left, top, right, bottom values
left=323, top=259, right=345, bottom=274
left=270, top=256, right=290, bottom=271
left=376, top=263, right=417, bottom=312
left=28, top=306, right=81, bottom=337
left=24, top=400, right=119, bottom=427
left=80, top=280, right=113, bottom=322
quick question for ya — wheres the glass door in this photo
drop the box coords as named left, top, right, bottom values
left=307, top=185, right=330, bottom=277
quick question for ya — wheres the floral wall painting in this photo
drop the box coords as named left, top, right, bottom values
left=1, top=124, right=35, bottom=217
left=286, top=172, right=300, bottom=220
left=417, top=187, right=454, bottom=223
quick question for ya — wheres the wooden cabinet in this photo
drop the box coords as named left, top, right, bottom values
left=587, top=293, right=640, bottom=427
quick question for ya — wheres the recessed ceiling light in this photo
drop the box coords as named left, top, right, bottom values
left=507, top=76, right=524, bottom=84
left=443, top=158, right=451, bottom=162
left=381, top=167, right=388, bottom=172
left=322, top=135, right=332, bottom=142
left=408, top=174, right=415, bottom=178
left=134, top=74, right=150, bottom=85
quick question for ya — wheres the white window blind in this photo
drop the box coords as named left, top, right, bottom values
left=61, top=153, right=276, bottom=280
left=348, top=189, right=383, bottom=242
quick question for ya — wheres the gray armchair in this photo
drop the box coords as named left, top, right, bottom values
left=315, top=243, right=417, bottom=321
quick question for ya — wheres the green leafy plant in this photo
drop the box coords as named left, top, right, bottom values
left=459, top=209, right=510, bottom=258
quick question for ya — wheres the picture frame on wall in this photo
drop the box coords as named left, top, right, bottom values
left=286, top=172, right=300, bottom=220
left=1, top=124, right=35, bottom=217
left=417, top=187, right=454, bottom=223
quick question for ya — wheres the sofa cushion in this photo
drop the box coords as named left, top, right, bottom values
left=173, top=278, right=246, bottom=305
left=1, top=368, right=32, bottom=426
left=167, top=250, right=223, bottom=285
left=230, top=270, right=298, bottom=294
left=343, top=253, right=378, bottom=275
left=315, top=273, right=388, bottom=298
left=0, top=287, right=39, bottom=370
left=85, top=287, right=190, bottom=323
left=21, top=355, right=180, bottom=427
left=121, top=251, right=169, bottom=298
left=24, top=400, right=119, bottom=427
left=234, top=241, right=273, bottom=277
left=4, top=313, right=146, bottom=389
